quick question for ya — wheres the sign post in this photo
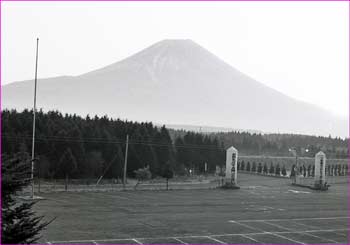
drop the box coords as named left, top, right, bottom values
left=225, top=146, right=238, bottom=186
left=314, top=151, right=326, bottom=188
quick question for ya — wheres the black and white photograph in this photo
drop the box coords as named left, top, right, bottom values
left=1, top=1, right=349, bottom=244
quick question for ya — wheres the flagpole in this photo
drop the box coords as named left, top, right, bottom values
left=31, top=38, right=39, bottom=199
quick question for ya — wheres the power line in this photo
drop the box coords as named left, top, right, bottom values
left=3, top=135, right=349, bottom=160
left=2, top=135, right=225, bottom=151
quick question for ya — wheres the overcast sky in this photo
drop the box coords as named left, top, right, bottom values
left=2, top=1, right=348, bottom=118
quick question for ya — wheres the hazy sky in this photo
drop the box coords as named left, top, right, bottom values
left=2, top=1, right=348, bottom=117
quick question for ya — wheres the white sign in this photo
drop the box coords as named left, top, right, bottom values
left=315, top=151, right=326, bottom=185
left=226, top=146, right=238, bottom=184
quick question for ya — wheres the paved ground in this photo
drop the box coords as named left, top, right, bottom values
left=34, top=174, right=349, bottom=244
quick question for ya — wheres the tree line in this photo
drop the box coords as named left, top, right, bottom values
left=200, top=131, right=348, bottom=158
left=2, top=109, right=223, bottom=181
left=3, top=109, right=348, bottom=181
left=236, top=160, right=349, bottom=177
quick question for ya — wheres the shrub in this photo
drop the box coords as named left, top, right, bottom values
left=269, top=162, right=275, bottom=175
left=281, top=165, right=287, bottom=176
left=263, top=163, right=268, bottom=174
left=134, top=166, right=152, bottom=189
left=257, top=163, right=262, bottom=173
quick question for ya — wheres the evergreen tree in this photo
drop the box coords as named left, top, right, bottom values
left=302, top=165, right=306, bottom=177
left=59, top=148, right=78, bottom=191
left=263, top=163, right=268, bottom=174
left=307, top=165, right=311, bottom=177
left=161, top=161, right=174, bottom=190
left=331, top=165, right=334, bottom=176
left=246, top=162, right=251, bottom=172
left=290, top=164, right=296, bottom=177
left=241, top=161, right=245, bottom=171
left=2, top=154, right=51, bottom=244
left=281, top=165, right=287, bottom=176
left=275, top=163, right=281, bottom=176
left=257, top=163, right=262, bottom=173
left=251, top=162, right=257, bottom=172
left=269, top=162, right=275, bottom=175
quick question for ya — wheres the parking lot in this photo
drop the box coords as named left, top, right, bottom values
left=35, top=173, right=349, bottom=244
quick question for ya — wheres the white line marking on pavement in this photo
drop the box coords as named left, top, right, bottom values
left=291, top=220, right=345, bottom=240
left=234, top=216, right=350, bottom=222
left=230, top=220, right=305, bottom=244
left=290, top=220, right=321, bottom=230
left=302, top=231, right=339, bottom=243
left=261, top=221, right=289, bottom=231
left=262, top=221, right=339, bottom=243
left=133, top=238, right=143, bottom=244
left=240, top=234, right=260, bottom=243
left=49, top=228, right=350, bottom=244
left=206, top=236, right=226, bottom=244
left=172, top=237, right=188, bottom=244
left=229, top=220, right=263, bottom=232
left=92, top=241, right=98, bottom=245
left=270, top=232, right=306, bottom=244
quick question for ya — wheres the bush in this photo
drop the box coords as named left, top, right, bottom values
left=257, top=163, right=262, bottom=173
left=281, top=165, right=287, bottom=176
left=269, top=163, right=275, bottom=175
left=241, top=161, right=245, bottom=171
left=251, top=162, right=256, bottom=172
left=275, top=163, right=281, bottom=176
left=134, top=166, right=152, bottom=189
left=263, top=163, right=268, bottom=174
left=290, top=164, right=296, bottom=177
left=246, top=162, right=251, bottom=172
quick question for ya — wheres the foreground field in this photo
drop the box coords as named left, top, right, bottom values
left=34, top=173, right=348, bottom=244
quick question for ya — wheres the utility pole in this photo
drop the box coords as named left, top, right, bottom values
left=31, top=38, right=39, bottom=199
left=123, top=134, right=129, bottom=188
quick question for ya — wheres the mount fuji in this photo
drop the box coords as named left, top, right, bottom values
left=2, top=39, right=347, bottom=137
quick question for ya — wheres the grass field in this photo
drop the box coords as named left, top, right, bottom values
left=34, top=173, right=349, bottom=244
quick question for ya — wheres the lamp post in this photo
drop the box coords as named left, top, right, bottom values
left=289, top=147, right=309, bottom=184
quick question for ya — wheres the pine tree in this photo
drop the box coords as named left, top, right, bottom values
left=275, top=163, right=281, bottom=176
left=257, top=163, right=262, bottom=173
left=2, top=154, right=51, bottom=244
left=241, top=161, right=245, bottom=171
left=263, top=163, right=268, bottom=174
left=161, top=161, right=174, bottom=190
left=246, top=162, right=251, bottom=172
left=281, top=165, right=287, bottom=176
left=251, top=162, right=257, bottom=172
left=269, top=162, right=275, bottom=175
left=291, top=164, right=296, bottom=177
left=307, top=165, right=311, bottom=177
left=59, top=148, right=78, bottom=191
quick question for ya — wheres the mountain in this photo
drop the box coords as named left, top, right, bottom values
left=2, top=39, right=348, bottom=137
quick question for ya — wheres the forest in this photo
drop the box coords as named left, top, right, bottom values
left=2, top=109, right=348, bottom=180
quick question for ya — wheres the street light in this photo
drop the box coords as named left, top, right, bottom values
left=289, top=147, right=309, bottom=183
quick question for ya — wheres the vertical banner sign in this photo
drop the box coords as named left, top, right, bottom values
left=226, top=146, right=238, bottom=185
left=314, top=151, right=326, bottom=185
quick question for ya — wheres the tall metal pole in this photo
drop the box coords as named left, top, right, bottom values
left=31, top=38, right=39, bottom=199
left=123, top=134, right=129, bottom=188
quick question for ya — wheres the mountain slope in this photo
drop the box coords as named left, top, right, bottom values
left=2, top=39, right=347, bottom=137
